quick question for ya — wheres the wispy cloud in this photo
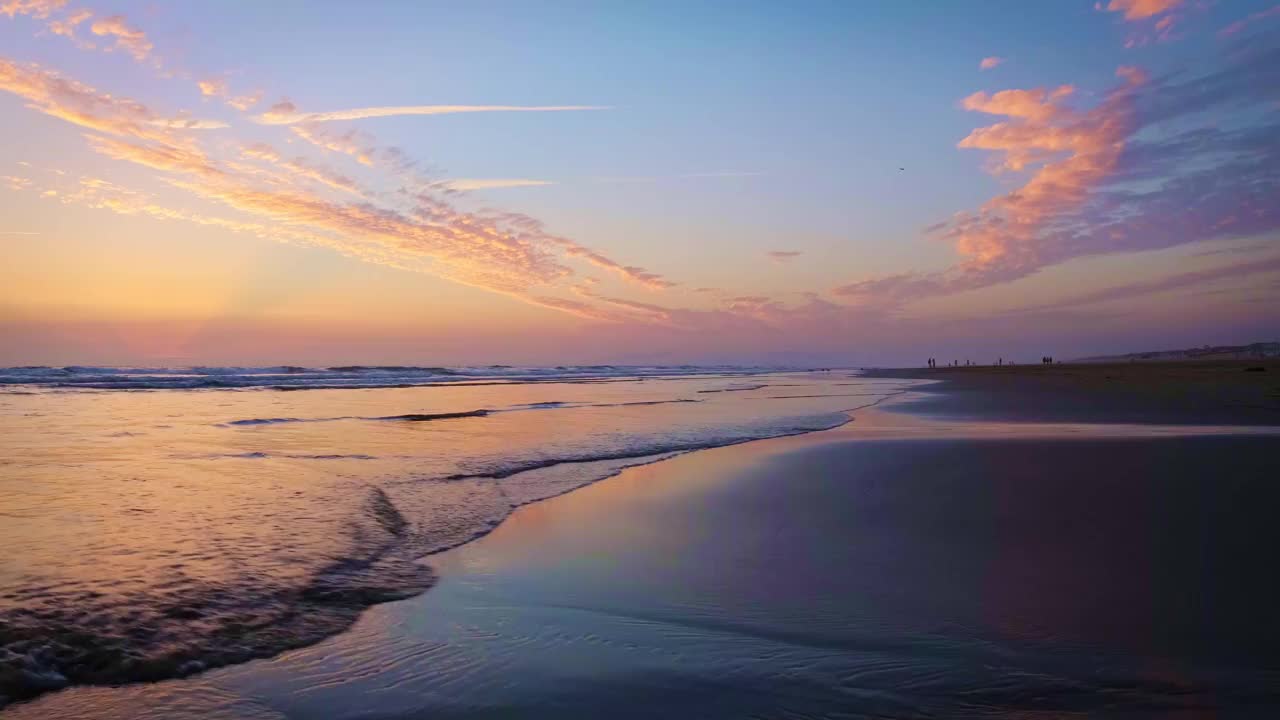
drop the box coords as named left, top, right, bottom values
left=0, top=52, right=676, bottom=319
left=1100, top=0, right=1181, bottom=21
left=1016, top=256, right=1280, bottom=312
left=89, top=15, right=152, bottom=61
left=0, top=58, right=219, bottom=146
left=592, top=171, right=763, bottom=184
left=443, top=178, right=556, bottom=191
left=1219, top=4, right=1280, bottom=37
left=253, top=100, right=609, bottom=125
left=0, top=230, right=40, bottom=234
left=767, top=250, right=802, bottom=262
left=1099, top=0, right=1186, bottom=46
left=46, top=7, right=89, bottom=38
left=1, top=0, right=66, bottom=20
left=979, top=56, right=1005, bottom=71
left=289, top=125, right=377, bottom=166
left=197, top=76, right=262, bottom=111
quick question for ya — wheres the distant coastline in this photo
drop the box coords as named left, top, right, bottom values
left=861, top=357, right=1280, bottom=426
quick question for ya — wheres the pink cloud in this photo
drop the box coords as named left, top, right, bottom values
left=196, top=77, right=262, bottom=111
left=0, top=58, right=218, bottom=146
left=0, top=0, right=66, bottom=19
left=46, top=7, right=90, bottom=38
left=196, top=78, right=227, bottom=97
left=1100, top=0, right=1187, bottom=46
left=253, top=102, right=608, bottom=125
left=836, top=43, right=1280, bottom=306
left=1102, top=0, right=1182, bottom=21
left=290, top=124, right=378, bottom=166
left=767, top=250, right=802, bottom=262
left=89, top=15, right=153, bottom=61
left=979, top=56, right=1005, bottom=71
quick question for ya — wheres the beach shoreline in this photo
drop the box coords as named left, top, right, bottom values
left=861, top=359, right=1280, bottom=426
left=6, top=364, right=1280, bottom=718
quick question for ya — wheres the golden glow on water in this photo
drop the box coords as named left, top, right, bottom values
left=0, top=371, right=922, bottom=704
left=5, top=383, right=1279, bottom=718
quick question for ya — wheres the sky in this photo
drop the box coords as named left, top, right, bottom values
left=1, top=0, right=1278, bottom=367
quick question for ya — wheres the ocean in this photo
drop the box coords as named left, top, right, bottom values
left=0, top=365, right=916, bottom=705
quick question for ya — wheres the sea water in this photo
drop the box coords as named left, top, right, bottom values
left=0, top=366, right=915, bottom=705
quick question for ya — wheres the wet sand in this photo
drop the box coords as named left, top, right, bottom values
left=865, top=359, right=1280, bottom=425
left=13, top=389, right=1280, bottom=719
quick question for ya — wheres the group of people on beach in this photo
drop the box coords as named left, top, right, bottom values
left=926, top=357, right=1012, bottom=369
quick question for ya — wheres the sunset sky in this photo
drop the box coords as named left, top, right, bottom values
left=2, top=0, right=1278, bottom=366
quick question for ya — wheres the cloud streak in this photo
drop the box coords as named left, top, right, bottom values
left=253, top=101, right=609, bottom=125
left=443, top=178, right=556, bottom=191
left=1016, top=256, right=1280, bottom=312
left=0, top=58, right=218, bottom=146
left=1219, top=4, right=1280, bottom=37
left=0, top=52, right=676, bottom=320
left=980, top=56, right=1005, bottom=70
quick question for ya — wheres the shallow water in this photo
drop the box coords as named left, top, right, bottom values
left=13, top=420, right=1280, bottom=719
left=0, top=368, right=914, bottom=706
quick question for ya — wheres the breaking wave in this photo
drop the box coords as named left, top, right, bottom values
left=0, top=369, right=913, bottom=708
left=0, top=365, right=779, bottom=392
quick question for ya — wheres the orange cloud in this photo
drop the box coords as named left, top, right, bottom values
left=0, top=58, right=216, bottom=146
left=226, top=91, right=262, bottom=111
left=237, top=142, right=363, bottom=196
left=837, top=69, right=1143, bottom=301
left=552, top=238, right=675, bottom=290
left=0, top=0, right=66, bottom=19
left=290, top=125, right=377, bottom=166
left=196, top=77, right=262, bottom=111
left=85, top=134, right=224, bottom=178
left=1100, top=0, right=1186, bottom=46
left=89, top=15, right=153, bottom=61
left=46, top=6, right=89, bottom=37
left=196, top=78, right=226, bottom=97
left=979, top=56, right=1005, bottom=71
left=1102, top=0, right=1181, bottom=21
left=75, top=121, right=677, bottom=312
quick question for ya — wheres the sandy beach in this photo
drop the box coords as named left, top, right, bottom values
left=867, top=359, right=1280, bottom=425
left=5, top=0, right=1278, bottom=715
left=8, top=364, right=1280, bottom=719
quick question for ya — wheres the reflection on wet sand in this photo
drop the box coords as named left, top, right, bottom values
left=11, top=389, right=1280, bottom=718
